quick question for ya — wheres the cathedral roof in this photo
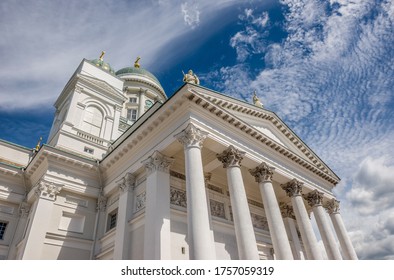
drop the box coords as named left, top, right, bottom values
left=116, top=57, right=165, bottom=97
left=89, top=52, right=115, bottom=75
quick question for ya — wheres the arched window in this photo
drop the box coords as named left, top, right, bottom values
left=82, top=106, right=103, bottom=137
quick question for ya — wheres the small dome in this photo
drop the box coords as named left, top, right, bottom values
left=116, top=58, right=166, bottom=98
left=89, top=58, right=115, bottom=74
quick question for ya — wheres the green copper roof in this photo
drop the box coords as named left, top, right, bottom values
left=115, top=67, right=163, bottom=88
left=89, top=58, right=115, bottom=74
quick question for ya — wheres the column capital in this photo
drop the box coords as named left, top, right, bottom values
left=174, top=123, right=208, bottom=149
left=216, top=145, right=245, bottom=168
left=324, top=198, right=340, bottom=214
left=279, top=202, right=296, bottom=219
left=142, top=151, right=174, bottom=175
left=18, top=202, right=31, bottom=218
left=97, top=193, right=108, bottom=211
left=303, top=190, right=324, bottom=207
left=281, top=178, right=303, bottom=197
left=249, top=162, right=275, bottom=183
left=117, top=172, right=135, bottom=193
left=35, top=181, right=62, bottom=201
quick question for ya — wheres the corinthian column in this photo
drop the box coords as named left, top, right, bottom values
left=281, top=179, right=322, bottom=259
left=217, top=146, right=259, bottom=260
left=325, top=199, right=358, bottom=260
left=304, top=190, right=342, bottom=260
left=249, top=163, right=293, bottom=259
left=113, top=173, right=135, bottom=260
left=142, top=151, right=174, bottom=259
left=174, top=123, right=216, bottom=259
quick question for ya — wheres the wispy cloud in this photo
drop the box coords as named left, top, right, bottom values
left=181, top=1, right=201, bottom=29
left=0, top=0, right=236, bottom=110
left=205, top=0, right=394, bottom=259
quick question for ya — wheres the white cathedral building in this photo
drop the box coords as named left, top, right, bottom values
left=0, top=53, right=357, bottom=260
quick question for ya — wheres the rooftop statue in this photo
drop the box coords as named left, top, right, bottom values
left=134, top=57, right=141, bottom=68
left=252, top=91, right=263, bottom=108
left=183, top=69, right=200, bottom=85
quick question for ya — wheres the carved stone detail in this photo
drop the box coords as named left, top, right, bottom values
left=303, top=190, right=324, bottom=207
left=174, top=123, right=208, bottom=149
left=216, top=145, right=245, bottom=168
left=97, top=194, right=107, bottom=211
left=142, top=151, right=174, bottom=175
left=324, top=198, right=340, bottom=214
left=251, top=213, right=269, bottom=231
left=135, top=192, right=146, bottom=212
left=281, top=179, right=303, bottom=197
left=249, top=162, right=275, bottom=183
left=35, top=181, right=62, bottom=201
left=117, top=172, right=135, bottom=193
left=210, top=200, right=225, bottom=219
left=170, top=188, right=187, bottom=208
left=18, top=202, right=30, bottom=218
left=279, top=202, right=296, bottom=219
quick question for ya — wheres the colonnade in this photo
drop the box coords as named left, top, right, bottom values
left=115, top=123, right=357, bottom=260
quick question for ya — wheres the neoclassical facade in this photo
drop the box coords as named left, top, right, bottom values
left=0, top=54, right=357, bottom=260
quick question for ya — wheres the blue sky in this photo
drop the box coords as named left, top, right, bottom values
left=0, top=0, right=393, bottom=259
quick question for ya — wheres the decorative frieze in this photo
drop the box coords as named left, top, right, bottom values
left=35, top=181, right=62, bottom=201
left=303, top=190, right=324, bottom=207
left=248, top=199, right=264, bottom=209
left=216, top=145, right=245, bottom=168
left=170, top=170, right=186, bottom=180
left=170, top=187, right=187, bottom=208
left=174, top=123, right=208, bottom=149
left=210, top=199, right=226, bottom=219
left=207, top=184, right=223, bottom=194
left=142, top=151, right=174, bottom=175
left=135, top=192, right=146, bottom=212
left=324, top=198, right=340, bottom=214
left=249, top=162, right=275, bottom=183
left=251, top=213, right=269, bottom=231
left=281, top=179, right=303, bottom=197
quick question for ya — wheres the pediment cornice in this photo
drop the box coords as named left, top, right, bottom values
left=185, top=86, right=340, bottom=184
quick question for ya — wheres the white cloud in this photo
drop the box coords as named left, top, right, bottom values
left=181, top=1, right=200, bottom=29
left=230, top=9, right=270, bottom=62
left=210, top=0, right=394, bottom=259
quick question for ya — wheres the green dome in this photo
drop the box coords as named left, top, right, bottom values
left=116, top=66, right=164, bottom=93
left=89, top=58, right=115, bottom=74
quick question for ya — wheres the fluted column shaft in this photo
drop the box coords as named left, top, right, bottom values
left=281, top=179, right=322, bottom=260
left=175, top=123, right=216, bottom=260
left=218, top=146, right=259, bottom=260
left=325, top=199, right=358, bottom=260
left=280, top=203, right=305, bottom=260
left=304, top=191, right=342, bottom=260
left=250, top=163, right=293, bottom=260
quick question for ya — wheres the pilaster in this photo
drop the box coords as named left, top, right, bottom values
left=142, top=151, right=174, bottom=259
left=21, top=181, right=63, bottom=259
left=113, top=173, right=135, bottom=259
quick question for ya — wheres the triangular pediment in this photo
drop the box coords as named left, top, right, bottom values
left=78, top=74, right=126, bottom=101
left=183, top=84, right=339, bottom=183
